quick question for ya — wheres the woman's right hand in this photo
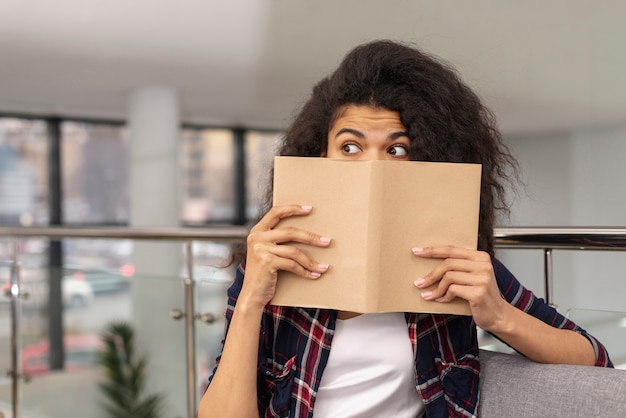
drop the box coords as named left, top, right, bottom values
left=240, top=204, right=331, bottom=309
left=199, top=204, right=329, bottom=418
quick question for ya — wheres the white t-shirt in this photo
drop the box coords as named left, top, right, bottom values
left=313, top=312, right=425, bottom=417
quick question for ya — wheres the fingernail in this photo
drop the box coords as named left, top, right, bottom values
left=320, top=237, right=331, bottom=243
left=318, top=264, right=329, bottom=270
left=412, top=247, right=423, bottom=254
left=310, top=272, right=321, bottom=278
left=421, top=291, right=432, bottom=299
left=435, top=297, right=445, bottom=303
left=414, top=278, right=425, bottom=287
left=301, top=205, right=313, bottom=211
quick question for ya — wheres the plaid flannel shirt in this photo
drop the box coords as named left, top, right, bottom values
left=208, top=258, right=612, bottom=418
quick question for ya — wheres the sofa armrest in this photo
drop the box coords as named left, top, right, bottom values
left=478, top=349, right=626, bottom=418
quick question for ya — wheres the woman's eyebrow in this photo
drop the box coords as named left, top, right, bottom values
left=335, top=127, right=364, bottom=139
left=388, top=131, right=409, bottom=140
left=334, top=128, right=409, bottom=140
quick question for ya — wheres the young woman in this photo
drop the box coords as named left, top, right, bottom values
left=198, top=40, right=612, bottom=418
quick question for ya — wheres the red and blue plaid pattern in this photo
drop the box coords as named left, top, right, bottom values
left=209, top=259, right=612, bottom=418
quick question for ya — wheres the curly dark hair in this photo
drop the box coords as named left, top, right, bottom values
left=260, top=39, right=518, bottom=256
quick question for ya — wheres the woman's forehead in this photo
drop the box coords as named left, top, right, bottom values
left=330, top=105, right=405, bottom=130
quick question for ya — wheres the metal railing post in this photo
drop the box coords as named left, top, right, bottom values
left=9, top=239, right=23, bottom=418
left=184, top=240, right=197, bottom=418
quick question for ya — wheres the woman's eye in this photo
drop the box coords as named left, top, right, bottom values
left=388, top=145, right=408, bottom=157
left=342, top=143, right=360, bottom=154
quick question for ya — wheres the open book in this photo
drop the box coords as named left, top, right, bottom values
left=270, top=156, right=481, bottom=315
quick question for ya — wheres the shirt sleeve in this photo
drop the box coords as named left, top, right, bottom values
left=492, top=258, right=613, bottom=367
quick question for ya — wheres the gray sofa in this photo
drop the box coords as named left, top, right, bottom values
left=478, top=349, right=626, bottom=417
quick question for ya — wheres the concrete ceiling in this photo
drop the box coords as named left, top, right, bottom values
left=1, top=0, right=625, bottom=134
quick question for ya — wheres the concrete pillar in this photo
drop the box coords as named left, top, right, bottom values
left=128, top=87, right=185, bottom=417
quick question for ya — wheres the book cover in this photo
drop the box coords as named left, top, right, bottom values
left=270, top=156, right=480, bottom=315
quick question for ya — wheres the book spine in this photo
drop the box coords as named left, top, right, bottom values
left=367, top=162, right=383, bottom=311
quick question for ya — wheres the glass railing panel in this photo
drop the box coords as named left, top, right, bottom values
left=15, top=266, right=130, bottom=418
left=119, top=269, right=188, bottom=418
left=191, top=241, right=237, bottom=405
left=0, top=237, right=49, bottom=417
left=9, top=260, right=187, bottom=417
left=194, top=264, right=234, bottom=401
left=566, top=308, right=626, bottom=369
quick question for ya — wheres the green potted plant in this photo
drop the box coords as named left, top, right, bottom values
left=98, top=322, right=165, bottom=418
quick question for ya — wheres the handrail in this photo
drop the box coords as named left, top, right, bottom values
left=2, top=226, right=626, bottom=249
left=494, top=227, right=626, bottom=306
left=494, top=227, right=626, bottom=250
left=0, top=225, right=249, bottom=241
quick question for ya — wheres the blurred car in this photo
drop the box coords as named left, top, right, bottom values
left=1, top=276, right=94, bottom=309
left=186, top=264, right=232, bottom=284
left=61, top=277, right=94, bottom=307
left=21, top=333, right=103, bottom=376
left=62, top=263, right=133, bottom=294
left=184, top=264, right=232, bottom=311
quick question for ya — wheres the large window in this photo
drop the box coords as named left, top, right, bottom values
left=180, top=128, right=236, bottom=224
left=245, top=130, right=280, bottom=221
left=0, top=118, right=48, bottom=226
left=61, top=121, right=129, bottom=225
left=2, top=116, right=281, bottom=226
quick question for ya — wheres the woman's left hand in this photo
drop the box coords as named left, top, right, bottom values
left=412, top=245, right=510, bottom=333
